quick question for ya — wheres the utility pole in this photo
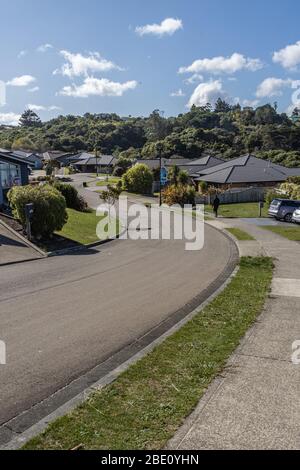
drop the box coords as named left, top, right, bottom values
left=95, top=147, right=99, bottom=177
left=157, top=143, right=163, bottom=206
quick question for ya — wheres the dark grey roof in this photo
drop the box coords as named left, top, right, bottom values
left=187, top=155, right=224, bottom=166
left=43, top=151, right=68, bottom=161
left=0, top=151, right=32, bottom=166
left=285, top=168, right=300, bottom=177
left=12, top=150, right=42, bottom=161
left=73, top=154, right=116, bottom=166
left=194, top=155, right=298, bottom=184
left=99, top=155, right=116, bottom=165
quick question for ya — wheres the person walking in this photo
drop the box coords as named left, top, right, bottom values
left=212, top=195, right=220, bottom=218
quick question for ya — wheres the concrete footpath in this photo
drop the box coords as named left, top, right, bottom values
left=0, top=223, right=43, bottom=266
left=168, top=219, right=300, bottom=450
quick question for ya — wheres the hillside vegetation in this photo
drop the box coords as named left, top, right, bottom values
left=1, top=101, right=300, bottom=167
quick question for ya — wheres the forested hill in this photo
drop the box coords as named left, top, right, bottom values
left=1, top=101, right=300, bottom=167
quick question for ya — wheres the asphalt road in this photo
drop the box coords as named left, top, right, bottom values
left=0, top=176, right=236, bottom=434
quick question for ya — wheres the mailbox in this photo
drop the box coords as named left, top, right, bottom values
left=25, top=203, right=34, bottom=221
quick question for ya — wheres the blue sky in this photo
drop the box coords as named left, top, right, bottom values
left=1, top=0, right=300, bottom=124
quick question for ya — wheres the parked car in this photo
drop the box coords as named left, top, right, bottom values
left=268, top=199, right=300, bottom=223
left=292, top=208, right=300, bottom=224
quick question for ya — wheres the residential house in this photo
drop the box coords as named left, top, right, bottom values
left=134, top=155, right=224, bottom=176
left=72, top=153, right=117, bottom=173
left=192, top=154, right=300, bottom=188
left=42, top=151, right=77, bottom=167
left=12, top=150, right=43, bottom=170
left=0, top=150, right=31, bottom=206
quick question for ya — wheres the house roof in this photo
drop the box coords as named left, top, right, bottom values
left=42, top=151, right=75, bottom=161
left=193, top=155, right=299, bottom=184
left=73, top=155, right=116, bottom=166
left=12, top=150, right=42, bottom=162
left=0, top=151, right=32, bottom=166
left=188, top=155, right=224, bottom=166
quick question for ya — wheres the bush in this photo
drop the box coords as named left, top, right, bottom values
left=52, top=181, right=88, bottom=211
left=265, top=189, right=281, bottom=207
left=287, top=176, right=300, bottom=185
left=198, top=181, right=208, bottom=195
left=122, top=164, right=153, bottom=194
left=162, top=184, right=196, bottom=207
left=280, top=182, right=300, bottom=200
left=8, top=185, right=68, bottom=238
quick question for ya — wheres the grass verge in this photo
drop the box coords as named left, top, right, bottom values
left=205, top=202, right=268, bottom=218
left=23, top=256, right=273, bottom=450
left=56, top=209, right=119, bottom=245
left=262, top=225, right=300, bottom=241
left=225, top=228, right=255, bottom=241
left=95, top=177, right=121, bottom=187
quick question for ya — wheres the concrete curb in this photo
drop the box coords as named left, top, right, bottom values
left=0, top=226, right=239, bottom=450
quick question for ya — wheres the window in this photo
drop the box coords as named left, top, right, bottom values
left=0, top=162, right=21, bottom=189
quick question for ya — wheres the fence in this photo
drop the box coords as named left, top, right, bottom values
left=195, top=187, right=266, bottom=205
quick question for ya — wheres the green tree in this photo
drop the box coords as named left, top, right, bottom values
left=19, top=109, right=42, bottom=128
left=214, top=98, right=232, bottom=113
left=122, top=164, right=153, bottom=194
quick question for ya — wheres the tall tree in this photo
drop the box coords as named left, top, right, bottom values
left=214, top=98, right=232, bottom=113
left=19, top=109, right=42, bottom=128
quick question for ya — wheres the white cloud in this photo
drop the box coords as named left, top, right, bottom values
left=187, top=80, right=228, bottom=108
left=17, top=50, right=28, bottom=59
left=135, top=17, right=183, bottom=37
left=256, top=77, right=300, bottom=98
left=184, top=74, right=204, bottom=85
left=37, top=43, right=53, bottom=53
left=27, top=104, right=46, bottom=111
left=0, top=112, right=20, bottom=126
left=170, top=88, right=185, bottom=97
left=54, top=50, right=122, bottom=78
left=273, top=41, right=300, bottom=69
left=59, top=77, right=138, bottom=98
left=6, top=75, right=36, bottom=87
left=28, top=86, right=40, bottom=93
left=27, top=104, right=62, bottom=112
left=242, top=99, right=260, bottom=108
left=49, top=105, right=62, bottom=111
left=179, top=53, right=263, bottom=75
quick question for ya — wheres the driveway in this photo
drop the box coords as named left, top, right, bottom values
left=0, top=223, right=42, bottom=266
left=0, top=222, right=237, bottom=443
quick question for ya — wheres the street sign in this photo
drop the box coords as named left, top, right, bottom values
left=160, top=167, right=168, bottom=186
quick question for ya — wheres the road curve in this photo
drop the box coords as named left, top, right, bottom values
left=0, top=216, right=237, bottom=438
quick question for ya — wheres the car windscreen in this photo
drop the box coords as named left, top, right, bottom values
left=271, top=199, right=280, bottom=207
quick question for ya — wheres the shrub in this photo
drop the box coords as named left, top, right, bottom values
left=122, top=164, right=153, bottom=194
left=52, top=181, right=88, bottom=211
left=198, top=181, right=208, bottom=195
left=279, top=182, right=300, bottom=200
left=8, top=185, right=68, bottom=238
left=287, top=176, right=300, bottom=185
left=178, top=170, right=189, bottom=185
left=265, top=189, right=281, bottom=207
left=162, top=184, right=196, bottom=207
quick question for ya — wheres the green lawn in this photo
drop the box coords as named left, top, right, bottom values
left=226, top=227, right=255, bottom=241
left=56, top=209, right=119, bottom=245
left=205, top=202, right=268, bottom=218
left=24, top=257, right=273, bottom=451
left=262, top=225, right=300, bottom=241
left=94, top=177, right=121, bottom=187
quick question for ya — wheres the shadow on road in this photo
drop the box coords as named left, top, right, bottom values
left=0, top=234, right=26, bottom=248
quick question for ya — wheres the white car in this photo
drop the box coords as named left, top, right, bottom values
left=292, top=208, right=300, bottom=224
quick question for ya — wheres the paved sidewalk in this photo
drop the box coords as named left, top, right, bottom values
left=168, top=219, right=300, bottom=450
left=0, top=223, right=42, bottom=266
